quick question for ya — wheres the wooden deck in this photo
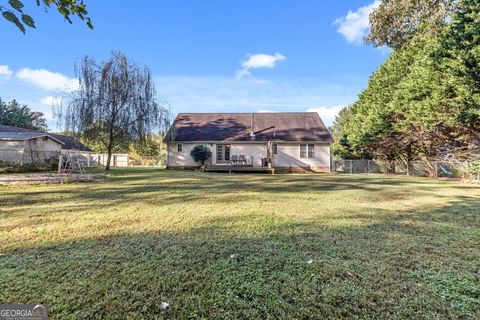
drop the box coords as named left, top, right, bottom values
left=205, top=165, right=275, bottom=174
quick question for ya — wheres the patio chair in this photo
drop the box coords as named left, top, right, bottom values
left=239, top=155, right=246, bottom=165
left=231, top=155, right=238, bottom=165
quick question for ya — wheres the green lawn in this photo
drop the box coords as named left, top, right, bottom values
left=1, top=169, right=479, bottom=319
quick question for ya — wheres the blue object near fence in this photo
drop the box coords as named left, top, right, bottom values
left=439, top=165, right=453, bottom=177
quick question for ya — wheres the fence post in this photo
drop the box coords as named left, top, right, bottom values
left=350, top=160, right=353, bottom=174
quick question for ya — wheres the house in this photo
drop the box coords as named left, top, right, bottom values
left=0, top=124, right=129, bottom=167
left=0, top=124, right=93, bottom=152
left=164, top=112, right=333, bottom=172
left=0, top=131, right=64, bottom=164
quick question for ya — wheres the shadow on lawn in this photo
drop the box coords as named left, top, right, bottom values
left=1, top=198, right=479, bottom=319
left=2, top=169, right=478, bottom=217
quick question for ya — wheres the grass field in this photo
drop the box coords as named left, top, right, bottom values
left=1, top=168, right=479, bottom=319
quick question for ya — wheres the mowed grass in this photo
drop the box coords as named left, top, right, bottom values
left=0, top=169, right=479, bottom=319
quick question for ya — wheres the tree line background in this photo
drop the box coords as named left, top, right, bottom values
left=331, top=0, right=480, bottom=174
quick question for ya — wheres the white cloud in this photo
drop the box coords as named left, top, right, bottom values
left=16, top=68, right=78, bottom=92
left=334, top=1, right=380, bottom=44
left=235, top=69, right=252, bottom=79
left=242, top=53, right=286, bottom=70
left=0, top=65, right=13, bottom=80
left=40, top=96, right=63, bottom=106
left=236, top=52, right=286, bottom=78
left=307, top=105, right=346, bottom=127
left=257, top=109, right=274, bottom=113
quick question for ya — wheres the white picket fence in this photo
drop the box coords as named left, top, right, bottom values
left=60, top=150, right=129, bottom=167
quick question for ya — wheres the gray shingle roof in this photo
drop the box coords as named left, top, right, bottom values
left=166, top=112, right=333, bottom=142
left=0, top=124, right=92, bottom=151
left=0, top=132, right=64, bottom=144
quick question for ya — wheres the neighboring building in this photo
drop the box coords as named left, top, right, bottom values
left=0, top=131, right=64, bottom=164
left=0, top=124, right=129, bottom=167
left=164, top=112, right=333, bottom=172
left=0, top=124, right=93, bottom=152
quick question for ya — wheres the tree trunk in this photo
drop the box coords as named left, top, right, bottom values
left=105, top=116, right=116, bottom=171
left=406, top=144, right=413, bottom=176
left=105, top=138, right=114, bottom=171
left=387, top=159, right=395, bottom=174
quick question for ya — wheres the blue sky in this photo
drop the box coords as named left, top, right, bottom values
left=0, top=0, right=386, bottom=130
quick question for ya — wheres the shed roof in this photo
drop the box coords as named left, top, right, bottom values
left=0, top=124, right=91, bottom=151
left=166, top=112, right=333, bottom=142
left=0, top=132, right=64, bottom=144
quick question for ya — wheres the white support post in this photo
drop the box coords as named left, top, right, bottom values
left=58, top=154, right=63, bottom=173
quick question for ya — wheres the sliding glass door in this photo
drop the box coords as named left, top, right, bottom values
left=216, top=144, right=231, bottom=164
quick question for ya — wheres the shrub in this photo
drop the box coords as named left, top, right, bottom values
left=190, top=145, right=212, bottom=168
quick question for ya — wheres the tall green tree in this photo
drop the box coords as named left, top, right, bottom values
left=332, top=43, right=419, bottom=167
left=366, top=0, right=458, bottom=48
left=388, top=34, right=459, bottom=175
left=0, top=98, right=47, bottom=131
left=331, top=106, right=360, bottom=159
left=432, top=0, right=480, bottom=149
left=333, top=0, right=480, bottom=176
left=0, top=0, right=92, bottom=33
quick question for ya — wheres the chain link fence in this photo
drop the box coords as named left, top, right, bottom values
left=331, top=159, right=480, bottom=183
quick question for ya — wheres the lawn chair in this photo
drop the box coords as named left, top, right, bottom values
left=239, top=155, right=246, bottom=165
left=231, top=155, right=238, bottom=165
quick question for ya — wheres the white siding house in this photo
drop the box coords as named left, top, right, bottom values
left=0, top=124, right=130, bottom=168
left=165, top=112, right=333, bottom=173
left=0, top=132, right=64, bottom=164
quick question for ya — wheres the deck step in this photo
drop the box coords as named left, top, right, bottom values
left=205, top=166, right=275, bottom=174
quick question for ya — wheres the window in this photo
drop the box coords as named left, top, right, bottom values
left=308, top=144, right=315, bottom=158
left=177, top=144, right=183, bottom=152
left=272, top=143, right=278, bottom=155
left=216, top=145, right=223, bottom=161
left=300, top=144, right=315, bottom=159
left=300, top=144, right=307, bottom=158
left=224, top=145, right=230, bottom=161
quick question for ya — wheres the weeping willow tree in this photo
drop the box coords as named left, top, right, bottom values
left=57, top=51, right=170, bottom=170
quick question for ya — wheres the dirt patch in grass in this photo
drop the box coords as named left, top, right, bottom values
left=0, top=173, right=103, bottom=185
